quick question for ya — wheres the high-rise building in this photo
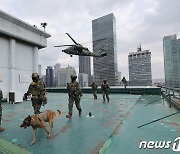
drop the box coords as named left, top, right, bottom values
left=115, top=71, right=121, bottom=86
left=78, top=73, right=88, bottom=87
left=128, top=46, right=152, bottom=86
left=54, top=63, right=61, bottom=87
left=58, top=66, right=76, bottom=86
left=79, top=56, right=91, bottom=86
left=163, top=34, right=180, bottom=88
left=92, top=13, right=118, bottom=86
left=46, top=66, right=54, bottom=87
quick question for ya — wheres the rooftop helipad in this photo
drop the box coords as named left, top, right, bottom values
left=0, top=92, right=180, bottom=154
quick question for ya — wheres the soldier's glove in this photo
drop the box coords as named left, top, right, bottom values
left=26, top=91, right=30, bottom=95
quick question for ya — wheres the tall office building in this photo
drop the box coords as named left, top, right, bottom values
left=128, top=46, right=152, bottom=86
left=46, top=66, right=54, bottom=87
left=54, top=63, right=61, bottom=87
left=58, top=66, right=76, bottom=86
left=92, top=13, right=118, bottom=86
left=79, top=56, right=91, bottom=86
left=78, top=73, right=88, bottom=87
left=163, top=34, right=180, bottom=88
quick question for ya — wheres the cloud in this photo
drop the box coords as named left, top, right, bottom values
left=1, top=0, right=180, bottom=79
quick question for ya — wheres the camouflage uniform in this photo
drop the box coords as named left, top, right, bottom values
left=101, top=79, right=110, bottom=102
left=66, top=76, right=82, bottom=119
left=0, top=89, right=3, bottom=125
left=66, top=83, right=70, bottom=98
left=91, top=82, right=98, bottom=99
left=27, top=73, right=46, bottom=114
left=122, top=77, right=127, bottom=88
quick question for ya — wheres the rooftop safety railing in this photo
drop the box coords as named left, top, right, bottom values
left=161, top=86, right=180, bottom=110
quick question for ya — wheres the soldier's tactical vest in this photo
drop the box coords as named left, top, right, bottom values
left=102, top=84, right=109, bottom=92
left=30, top=81, right=45, bottom=99
left=70, top=81, right=80, bottom=95
left=92, top=84, right=97, bottom=91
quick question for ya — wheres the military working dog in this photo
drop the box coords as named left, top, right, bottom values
left=20, top=110, right=61, bottom=145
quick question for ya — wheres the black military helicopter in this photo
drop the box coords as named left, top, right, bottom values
left=54, top=33, right=107, bottom=58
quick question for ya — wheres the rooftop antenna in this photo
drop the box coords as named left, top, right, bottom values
left=41, top=22, right=47, bottom=32
left=139, top=43, right=142, bottom=51
left=137, top=43, right=142, bottom=51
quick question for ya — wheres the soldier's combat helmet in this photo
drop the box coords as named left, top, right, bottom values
left=70, top=75, right=77, bottom=81
left=32, top=72, right=39, bottom=79
left=103, top=79, right=107, bottom=83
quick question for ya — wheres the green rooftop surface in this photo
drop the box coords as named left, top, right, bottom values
left=0, top=93, right=180, bottom=154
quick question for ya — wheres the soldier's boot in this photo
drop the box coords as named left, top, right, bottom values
left=0, top=127, right=5, bottom=132
left=94, top=94, right=97, bottom=99
left=102, top=96, right=105, bottom=102
left=95, top=95, right=97, bottom=99
left=107, top=96, right=110, bottom=102
left=79, top=109, right=82, bottom=116
left=66, top=114, right=72, bottom=119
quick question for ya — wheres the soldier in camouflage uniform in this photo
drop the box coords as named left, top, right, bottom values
left=66, top=75, right=83, bottom=119
left=27, top=73, right=46, bottom=114
left=91, top=82, right=98, bottom=99
left=122, top=77, right=127, bottom=88
left=101, top=79, right=110, bottom=102
left=0, top=89, right=5, bottom=132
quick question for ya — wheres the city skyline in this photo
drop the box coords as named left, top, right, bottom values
left=1, top=0, right=180, bottom=79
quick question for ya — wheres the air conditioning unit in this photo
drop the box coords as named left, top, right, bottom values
left=8, top=92, right=23, bottom=104
left=9, top=92, right=15, bottom=103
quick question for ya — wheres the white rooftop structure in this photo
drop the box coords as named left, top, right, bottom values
left=0, top=10, right=51, bottom=103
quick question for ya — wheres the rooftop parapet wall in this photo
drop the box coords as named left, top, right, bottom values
left=0, top=10, right=51, bottom=49
left=46, top=87, right=161, bottom=95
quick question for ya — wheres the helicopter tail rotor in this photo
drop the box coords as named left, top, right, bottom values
left=100, top=52, right=107, bottom=57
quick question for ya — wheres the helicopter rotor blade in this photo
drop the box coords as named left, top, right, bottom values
left=54, top=45, right=76, bottom=47
left=65, top=33, right=79, bottom=45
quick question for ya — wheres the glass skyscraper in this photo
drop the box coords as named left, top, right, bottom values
left=46, top=66, right=54, bottom=87
left=79, top=56, right=91, bottom=86
left=128, top=47, right=152, bottom=86
left=92, top=13, right=117, bottom=86
left=163, top=34, right=180, bottom=88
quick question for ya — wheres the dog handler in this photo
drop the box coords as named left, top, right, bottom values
left=66, top=75, right=83, bottom=119
left=27, top=73, right=46, bottom=114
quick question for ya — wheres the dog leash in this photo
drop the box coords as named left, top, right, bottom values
left=36, top=114, right=42, bottom=122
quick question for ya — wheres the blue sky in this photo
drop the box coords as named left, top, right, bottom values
left=1, top=0, right=180, bottom=79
